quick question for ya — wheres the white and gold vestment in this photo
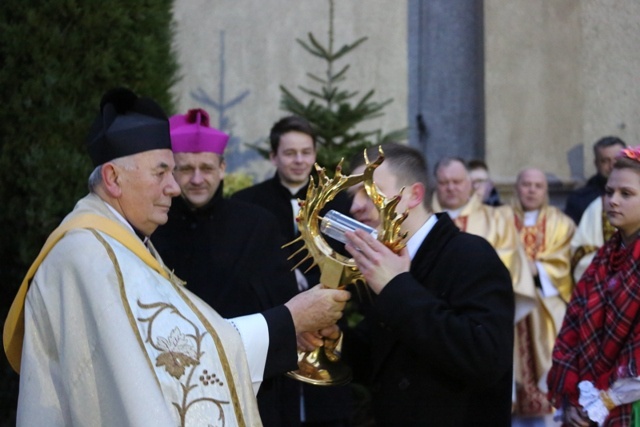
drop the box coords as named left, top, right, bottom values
left=12, top=193, right=264, bottom=427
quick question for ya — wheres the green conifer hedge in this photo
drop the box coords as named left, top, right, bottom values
left=0, top=1, right=179, bottom=424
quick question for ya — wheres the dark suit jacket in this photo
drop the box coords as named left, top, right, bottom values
left=153, top=183, right=301, bottom=427
left=345, top=213, right=515, bottom=426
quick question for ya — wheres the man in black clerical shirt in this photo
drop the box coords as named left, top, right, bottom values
left=232, top=115, right=352, bottom=427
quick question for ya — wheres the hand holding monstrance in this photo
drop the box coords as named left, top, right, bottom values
left=283, top=146, right=408, bottom=385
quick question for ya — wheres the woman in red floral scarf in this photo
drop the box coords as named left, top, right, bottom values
left=548, top=145, right=640, bottom=427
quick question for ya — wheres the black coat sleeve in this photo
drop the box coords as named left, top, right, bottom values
left=373, top=234, right=514, bottom=386
left=261, top=305, right=298, bottom=378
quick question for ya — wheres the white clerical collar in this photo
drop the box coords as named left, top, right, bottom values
left=279, top=176, right=308, bottom=197
left=406, top=214, right=438, bottom=260
left=286, top=184, right=306, bottom=196
left=445, top=207, right=463, bottom=219
left=104, top=201, right=133, bottom=231
left=103, top=200, right=149, bottom=245
left=523, top=210, right=540, bottom=227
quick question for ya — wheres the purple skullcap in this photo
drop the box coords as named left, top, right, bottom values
left=169, top=109, right=229, bottom=154
left=86, top=88, right=171, bottom=167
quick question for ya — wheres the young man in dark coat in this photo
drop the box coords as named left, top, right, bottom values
left=340, top=143, right=515, bottom=426
left=231, top=116, right=352, bottom=285
left=232, top=115, right=352, bottom=426
left=152, top=109, right=304, bottom=426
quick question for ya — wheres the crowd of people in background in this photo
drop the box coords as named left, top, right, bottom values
left=5, top=86, right=640, bottom=427
left=225, top=123, right=635, bottom=427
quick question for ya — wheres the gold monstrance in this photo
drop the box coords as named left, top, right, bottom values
left=284, top=147, right=408, bottom=386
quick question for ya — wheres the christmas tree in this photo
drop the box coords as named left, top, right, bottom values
left=279, top=0, right=406, bottom=172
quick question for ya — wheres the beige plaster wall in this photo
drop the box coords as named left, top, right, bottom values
left=485, top=0, right=640, bottom=188
left=581, top=0, right=640, bottom=170
left=172, top=1, right=639, bottom=190
left=171, top=0, right=408, bottom=180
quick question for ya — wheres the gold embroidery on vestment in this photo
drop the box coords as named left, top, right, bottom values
left=137, top=302, right=230, bottom=426
left=170, top=281, right=246, bottom=427
left=93, top=230, right=241, bottom=427
left=515, top=213, right=547, bottom=260
left=90, top=230, right=161, bottom=390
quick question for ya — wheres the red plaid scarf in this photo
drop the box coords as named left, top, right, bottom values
left=547, top=232, right=640, bottom=426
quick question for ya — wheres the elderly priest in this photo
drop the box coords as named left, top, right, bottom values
left=3, top=88, right=350, bottom=427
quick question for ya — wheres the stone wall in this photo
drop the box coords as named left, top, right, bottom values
left=171, top=0, right=408, bottom=181
left=485, top=0, right=640, bottom=188
left=171, top=0, right=640, bottom=192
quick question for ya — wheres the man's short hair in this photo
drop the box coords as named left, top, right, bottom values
left=87, top=157, right=136, bottom=193
left=467, top=159, right=489, bottom=172
left=269, top=115, right=316, bottom=153
left=350, top=143, right=430, bottom=203
left=593, top=136, right=626, bottom=156
left=433, top=157, right=468, bottom=178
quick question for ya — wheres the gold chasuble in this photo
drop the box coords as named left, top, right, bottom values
left=501, top=202, right=575, bottom=417
left=433, top=193, right=537, bottom=323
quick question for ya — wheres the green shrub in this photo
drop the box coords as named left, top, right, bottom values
left=0, top=1, right=178, bottom=424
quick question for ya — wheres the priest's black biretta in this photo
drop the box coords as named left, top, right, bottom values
left=86, top=87, right=171, bottom=167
